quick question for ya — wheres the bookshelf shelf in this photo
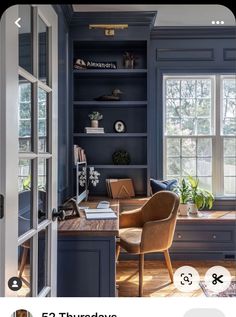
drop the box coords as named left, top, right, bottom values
left=74, top=133, right=147, bottom=138
left=73, top=69, right=147, bottom=77
left=73, top=101, right=147, bottom=107
left=88, top=165, right=148, bottom=169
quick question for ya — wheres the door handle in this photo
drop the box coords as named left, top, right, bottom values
left=52, top=208, right=65, bottom=221
left=0, top=194, right=4, bottom=219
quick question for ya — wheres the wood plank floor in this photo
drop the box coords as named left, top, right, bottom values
left=116, top=260, right=236, bottom=297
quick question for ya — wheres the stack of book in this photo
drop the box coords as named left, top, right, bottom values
left=74, top=145, right=87, bottom=164
left=85, top=127, right=104, bottom=134
left=83, top=207, right=117, bottom=220
left=106, top=178, right=135, bottom=198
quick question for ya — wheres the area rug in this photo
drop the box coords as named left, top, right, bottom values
left=200, top=281, right=236, bottom=297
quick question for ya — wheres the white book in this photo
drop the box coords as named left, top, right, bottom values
left=84, top=208, right=114, bottom=214
left=85, top=212, right=117, bottom=220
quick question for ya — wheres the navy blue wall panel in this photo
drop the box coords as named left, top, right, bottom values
left=53, top=6, right=70, bottom=204
left=148, top=27, right=236, bottom=209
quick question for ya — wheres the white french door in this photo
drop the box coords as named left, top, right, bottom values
left=0, top=5, right=58, bottom=297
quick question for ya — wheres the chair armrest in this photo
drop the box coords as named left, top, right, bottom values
left=141, top=216, right=177, bottom=253
left=119, top=208, right=143, bottom=228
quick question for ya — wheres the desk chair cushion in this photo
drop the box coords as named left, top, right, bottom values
left=119, top=227, right=142, bottom=254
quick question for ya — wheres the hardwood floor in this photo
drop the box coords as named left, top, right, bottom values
left=116, top=259, right=236, bottom=297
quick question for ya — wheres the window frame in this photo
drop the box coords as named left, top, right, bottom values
left=163, top=74, right=236, bottom=198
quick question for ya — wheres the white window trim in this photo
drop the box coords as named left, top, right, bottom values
left=163, top=74, right=236, bottom=198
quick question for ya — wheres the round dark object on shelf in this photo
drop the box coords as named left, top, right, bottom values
left=112, top=150, right=131, bottom=165
left=113, top=120, right=126, bottom=133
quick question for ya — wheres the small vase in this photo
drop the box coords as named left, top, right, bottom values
left=179, top=204, right=189, bottom=216
left=187, top=203, right=198, bottom=215
left=91, top=120, right=98, bottom=128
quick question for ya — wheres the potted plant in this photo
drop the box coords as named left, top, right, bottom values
left=88, top=111, right=103, bottom=128
left=187, top=176, right=214, bottom=215
left=173, top=178, right=192, bottom=216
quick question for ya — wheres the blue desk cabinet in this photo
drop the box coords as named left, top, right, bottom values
left=57, top=235, right=116, bottom=297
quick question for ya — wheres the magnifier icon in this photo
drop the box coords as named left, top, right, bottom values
left=184, top=276, right=190, bottom=283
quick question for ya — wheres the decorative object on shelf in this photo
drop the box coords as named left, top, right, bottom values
left=106, top=178, right=135, bottom=198
left=173, top=178, right=192, bottom=216
left=87, top=60, right=117, bottom=69
left=113, top=120, right=126, bottom=133
left=94, top=88, right=123, bottom=101
left=74, top=58, right=87, bottom=69
left=123, top=51, right=137, bottom=69
left=112, top=150, right=131, bottom=165
left=88, top=111, right=103, bottom=128
left=74, top=58, right=117, bottom=70
left=58, top=198, right=80, bottom=221
left=79, top=166, right=101, bottom=188
left=89, top=24, right=128, bottom=36
left=187, top=176, right=214, bottom=216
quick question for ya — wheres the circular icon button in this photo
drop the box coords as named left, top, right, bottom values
left=204, top=266, right=232, bottom=293
left=8, top=276, right=22, bottom=291
left=174, top=266, right=200, bottom=292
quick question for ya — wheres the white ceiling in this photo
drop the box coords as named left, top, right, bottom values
left=72, top=5, right=236, bottom=26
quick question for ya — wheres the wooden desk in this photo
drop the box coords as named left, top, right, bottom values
left=57, top=198, right=119, bottom=297
left=57, top=197, right=236, bottom=297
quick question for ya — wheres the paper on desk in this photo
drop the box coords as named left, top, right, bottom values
left=84, top=208, right=114, bottom=214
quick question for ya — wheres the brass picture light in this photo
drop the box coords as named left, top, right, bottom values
left=89, top=24, right=128, bottom=36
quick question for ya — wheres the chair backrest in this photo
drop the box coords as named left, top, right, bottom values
left=141, top=190, right=179, bottom=224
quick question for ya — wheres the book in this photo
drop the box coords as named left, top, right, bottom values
left=73, top=145, right=87, bottom=163
left=85, top=127, right=104, bottom=134
left=84, top=208, right=114, bottom=214
left=85, top=212, right=117, bottom=220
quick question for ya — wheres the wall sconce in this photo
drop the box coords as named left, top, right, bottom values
left=89, top=24, right=128, bottom=36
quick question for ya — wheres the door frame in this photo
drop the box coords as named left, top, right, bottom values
left=0, top=4, right=58, bottom=297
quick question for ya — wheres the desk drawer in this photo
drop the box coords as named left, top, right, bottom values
left=174, top=230, right=232, bottom=242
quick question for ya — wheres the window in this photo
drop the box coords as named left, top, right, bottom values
left=164, top=75, right=236, bottom=197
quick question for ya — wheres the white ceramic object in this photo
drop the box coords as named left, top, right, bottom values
left=187, top=203, right=198, bottom=215
left=179, top=204, right=189, bottom=216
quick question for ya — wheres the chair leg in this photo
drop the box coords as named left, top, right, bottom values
left=139, top=253, right=144, bottom=297
left=116, top=244, right=121, bottom=262
left=19, top=246, right=28, bottom=278
left=164, top=249, right=173, bottom=283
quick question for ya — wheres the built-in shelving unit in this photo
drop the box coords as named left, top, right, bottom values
left=72, top=39, right=149, bottom=196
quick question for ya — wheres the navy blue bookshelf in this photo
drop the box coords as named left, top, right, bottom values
left=72, top=30, right=151, bottom=196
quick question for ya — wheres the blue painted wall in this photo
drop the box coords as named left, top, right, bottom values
left=53, top=5, right=70, bottom=204
left=149, top=27, right=236, bottom=209
left=54, top=5, right=236, bottom=208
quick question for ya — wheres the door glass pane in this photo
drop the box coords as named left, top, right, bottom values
left=18, top=237, right=32, bottom=297
left=19, top=5, right=33, bottom=74
left=18, top=76, right=32, bottom=152
left=38, top=16, right=48, bottom=84
left=38, top=88, right=48, bottom=152
left=38, top=229, right=47, bottom=294
left=18, top=159, right=33, bottom=237
left=38, top=158, right=48, bottom=223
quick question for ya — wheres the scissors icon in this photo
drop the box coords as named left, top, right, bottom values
left=212, top=273, right=224, bottom=285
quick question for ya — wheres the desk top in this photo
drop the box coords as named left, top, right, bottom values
left=58, top=198, right=119, bottom=237
left=58, top=197, right=235, bottom=236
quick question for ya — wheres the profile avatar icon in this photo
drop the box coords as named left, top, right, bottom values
left=12, top=309, right=33, bottom=317
left=8, top=276, right=22, bottom=291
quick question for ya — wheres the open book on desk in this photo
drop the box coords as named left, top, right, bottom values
left=84, top=208, right=117, bottom=220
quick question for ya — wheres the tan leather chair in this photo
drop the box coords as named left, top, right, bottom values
left=117, top=190, right=180, bottom=296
